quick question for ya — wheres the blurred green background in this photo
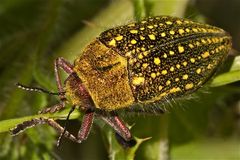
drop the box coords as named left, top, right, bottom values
left=0, top=0, right=240, bottom=159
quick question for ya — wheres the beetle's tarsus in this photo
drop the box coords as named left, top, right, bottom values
left=115, top=132, right=137, bottom=148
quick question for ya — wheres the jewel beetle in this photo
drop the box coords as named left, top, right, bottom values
left=11, top=16, right=232, bottom=146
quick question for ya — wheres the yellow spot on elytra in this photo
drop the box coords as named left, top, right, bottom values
left=178, top=46, right=184, bottom=53
left=182, top=74, right=188, bottom=80
left=178, top=29, right=185, bottom=34
left=202, top=28, right=207, bottom=32
left=163, top=53, right=167, bottom=58
left=159, top=86, right=163, bottom=91
left=140, top=35, right=145, bottom=40
left=166, top=80, right=171, bottom=85
left=166, top=21, right=172, bottom=25
left=169, top=87, right=181, bottom=93
left=108, top=39, right=116, bottom=46
left=185, top=83, right=194, bottom=90
left=161, top=70, right=167, bottom=75
left=130, top=30, right=138, bottom=34
left=207, top=64, right=213, bottom=69
left=141, top=20, right=147, bottom=24
left=185, top=28, right=190, bottom=32
left=140, top=27, right=145, bottom=30
left=128, top=23, right=135, bottom=27
left=182, top=61, right=187, bottom=66
left=170, top=67, right=174, bottom=72
left=160, top=92, right=167, bottom=97
left=125, top=51, right=132, bottom=57
left=159, top=23, right=164, bottom=26
left=142, top=63, right=148, bottom=68
left=190, top=58, right=195, bottom=63
left=161, top=32, right=166, bottom=37
left=141, top=47, right=146, bottom=51
left=189, top=44, right=194, bottom=48
left=176, top=20, right=182, bottom=24
left=138, top=53, right=143, bottom=59
left=151, top=73, right=156, bottom=78
left=192, top=28, right=198, bottom=32
left=147, top=25, right=154, bottom=29
left=201, top=39, right=207, bottom=44
left=196, top=41, right=201, bottom=46
left=115, top=35, right=123, bottom=41
left=201, top=51, right=210, bottom=58
left=131, top=39, right=137, bottom=44
left=170, top=30, right=175, bottom=35
left=154, top=57, right=161, bottom=65
left=196, top=68, right=201, bottom=74
left=148, top=34, right=156, bottom=40
left=132, top=77, right=145, bottom=85
left=169, top=51, right=175, bottom=55
left=143, top=51, right=149, bottom=56
left=175, top=78, right=180, bottom=82
left=176, top=64, right=181, bottom=69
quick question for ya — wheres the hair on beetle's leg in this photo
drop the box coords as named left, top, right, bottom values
left=54, top=57, right=74, bottom=101
left=10, top=118, right=79, bottom=143
left=77, top=110, right=95, bottom=142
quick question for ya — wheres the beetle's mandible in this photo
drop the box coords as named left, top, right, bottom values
left=11, top=16, right=232, bottom=146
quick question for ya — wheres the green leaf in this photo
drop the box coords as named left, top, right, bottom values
left=211, top=56, right=240, bottom=87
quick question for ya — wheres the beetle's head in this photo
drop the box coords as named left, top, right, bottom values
left=64, top=72, right=94, bottom=111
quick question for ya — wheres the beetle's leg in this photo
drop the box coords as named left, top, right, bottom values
left=38, top=58, right=73, bottom=114
left=10, top=118, right=79, bottom=143
left=39, top=103, right=64, bottom=114
left=54, top=57, right=74, bottom=101
left=76, top=110, right=95, bottom=142
left=100, top=115, right=132, bottom=141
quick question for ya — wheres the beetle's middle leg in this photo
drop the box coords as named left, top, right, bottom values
left=76, top=110, right=95, bottom=142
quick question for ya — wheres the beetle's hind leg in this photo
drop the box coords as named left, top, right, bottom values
left=10, top=118, right=79, bottom=143
left=100, top=114, right=136, bottom=148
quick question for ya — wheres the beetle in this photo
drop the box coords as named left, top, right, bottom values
left=11, top=16, right=232, bottom=146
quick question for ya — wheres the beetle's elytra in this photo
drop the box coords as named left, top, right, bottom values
left=12, top=16, right=232, bottom=146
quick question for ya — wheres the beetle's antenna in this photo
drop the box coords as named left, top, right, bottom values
left=57, top=106, right=76, bottom=147
left=16, top=83, right=65, bottom=96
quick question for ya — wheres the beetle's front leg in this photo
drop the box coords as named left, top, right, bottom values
left=55, top=57, right=74, bottom=101
left=38, top=58, right=73, bottom=114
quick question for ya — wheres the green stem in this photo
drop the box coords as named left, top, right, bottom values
left=132, top=0, right=148, bottom=20
left=0, top=107, right=80, bottom=133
